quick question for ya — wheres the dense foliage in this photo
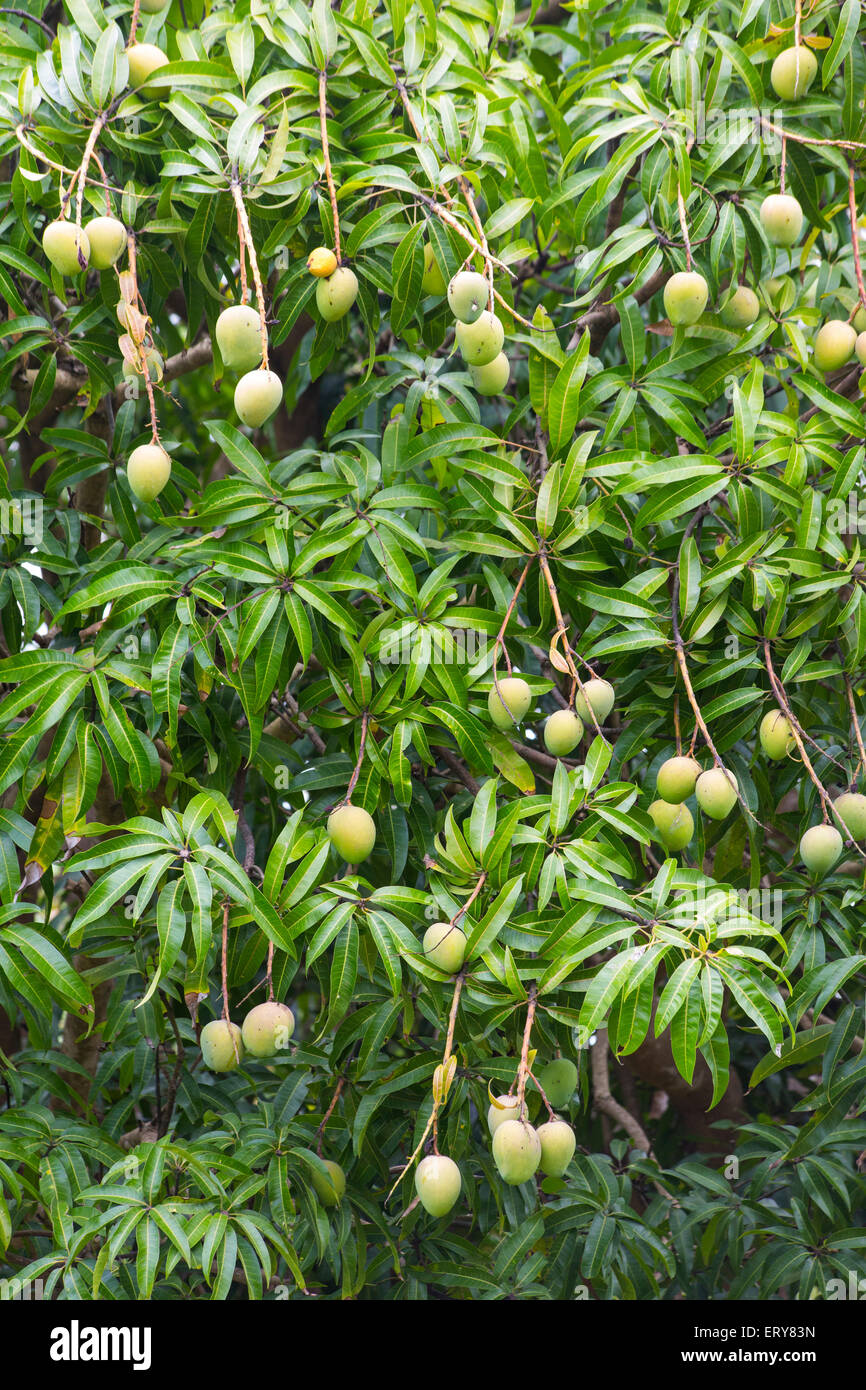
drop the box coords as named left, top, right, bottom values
left=0, top=0, right=864, bottom=1302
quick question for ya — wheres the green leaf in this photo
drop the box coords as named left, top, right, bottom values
left=390, top=222, right=425, bottom=337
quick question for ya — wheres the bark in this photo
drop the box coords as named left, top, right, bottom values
left=621, top=1029, right=746, bottom=1154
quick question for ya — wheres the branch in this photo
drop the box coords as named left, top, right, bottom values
left=343, top=709, right=369, bottom=803
left=0, top=7, right=55, bottom=38
left=432, top=745, right=480, bottom=794
left=318, top=69, right=341, bottom=262
left=848, top=165, right=866, bottom=314
left=671, top=508, right=767, bottom=830
left=762, top=640, right=834, bottom=824
left=568, top=265, right=667, bottom=353
left=515, top=984, right=537, bottom=1119
left=20, top=335, right=214, bottom=422
left=843, top=672, right=866, bottom=785
left=316, top=1075, right=346, bottom=1156
left=230, top=176, right=269, bottom=368
left=591, top=1028, right=652, bottom=1153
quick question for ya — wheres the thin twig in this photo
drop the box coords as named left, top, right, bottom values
left=343, top=710, right=369, bottom=803
left=848, top=165, right=866, bottom=314
left=230, top=174, right=269, bottom=368
left=128, top=0, right=142, bottom=47
left=515, top=984, right=537, bottom=1119
left=75, top=113, right=107, bottom=230
left=760, top=118, right=866, bottom=153
left=386, top=973, right=465, bottom=1200
left=492, top=558, right=533, bottom=693
left=0, top=6, right=55, bottom=38
left=318, top=68, right=341, bottom=262
left=843, top=672, right=866, bottom=786
left=316, top=1076, right=346, bottom=1156
left=676, top=188, right=692, bottom=271
left=413, top=191, right=515, bottom=277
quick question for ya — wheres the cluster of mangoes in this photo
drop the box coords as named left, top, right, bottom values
left=40, top=201, right=179, bottom=506
left=665, top=256, right=858, bottom=377
left=758, top=710, right=866, bottom=878
left=648, top=757, right=739, bottom=853
left=649, top=704, right=866, bottom=876
left=318, top=677, right=615, bottom=874
left=41, top=205, right=177, bottom=505
left=662, top=42, right=860, bottom=378
left=487, top=1060, right=577, bottom=1186
left=215, top=303, right=283, bottom=429
left=201, top=1002, right=350, bottom=1207
left=444, top=269, right=510, bottom=396
left=199, top=999, right=295, bottom=1072
left=649, top=707, right=798, bottom=852
left=488, top=674, right=615, bottom=756
left=414, top=1059, right=579, bottom=1218
left=42, top=213, right=127, bottom=278
left=307, top=245, right=360, bottom=323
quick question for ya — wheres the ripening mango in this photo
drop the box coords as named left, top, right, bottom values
left=127, top=43, right=169, bottom=88
left=216, top=305, right=263, bottom=372
left=415, top=1155, right=461, bottom=1217
left=799, top=823, right=843, bottom=878
left=813, top=321, right=856, bottom=373
left=543, top=709, right=583, bottom=757
left=42, top=220, right=90, bottom=275
left=85, top=216, right=126, bottom=269
left=720, top=286, right=760, bottom=329
left=469, top=353, right=510, bottom=395
left=200, top=1019, right=244, bottom=1072
left=760, top=194, right=803, bottom=247
left=455, top=311, right=504, bottom=366
left=127, top=443, right=171, bottom=501
left=537, top=1058, right=577, bottom=1109
left=695, top=767, right=738, bottom=820
left=422, top=921, right=467, bottom=973
left=492, top=1120, right=541, bottom=1185
left=311, top=1160, right=346, bottom=1206
left=316, top=266, right=359, bottom=322
left=656, top=755, right=701, bottom=803
left=488, top=676, right=531, bottom=730
left=327, top=803, right=376, bottom=863
left=487, top=1094, right=522, bottom=1134
left=234, top=368, right=283, bottom=427
left=574, top=677, right=614, bottom=725
left=759, top=709, right=796, bottom=760
left=770, top=45, right=818, bottom=101
left=307, top=246, right=338, bottom=278
left=664, top=271, right=708, bottom=326
left=649, top=799, right=694, bottom=851
left=537, top=1119, right=576, bottom=1177
left=421, top=243, right=447, bottom=297
left=241, top=1001, right=295, bottom=1058
left=833, top=792, right=866, bottom=840
left=447, top=270, right=489, bottom=323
